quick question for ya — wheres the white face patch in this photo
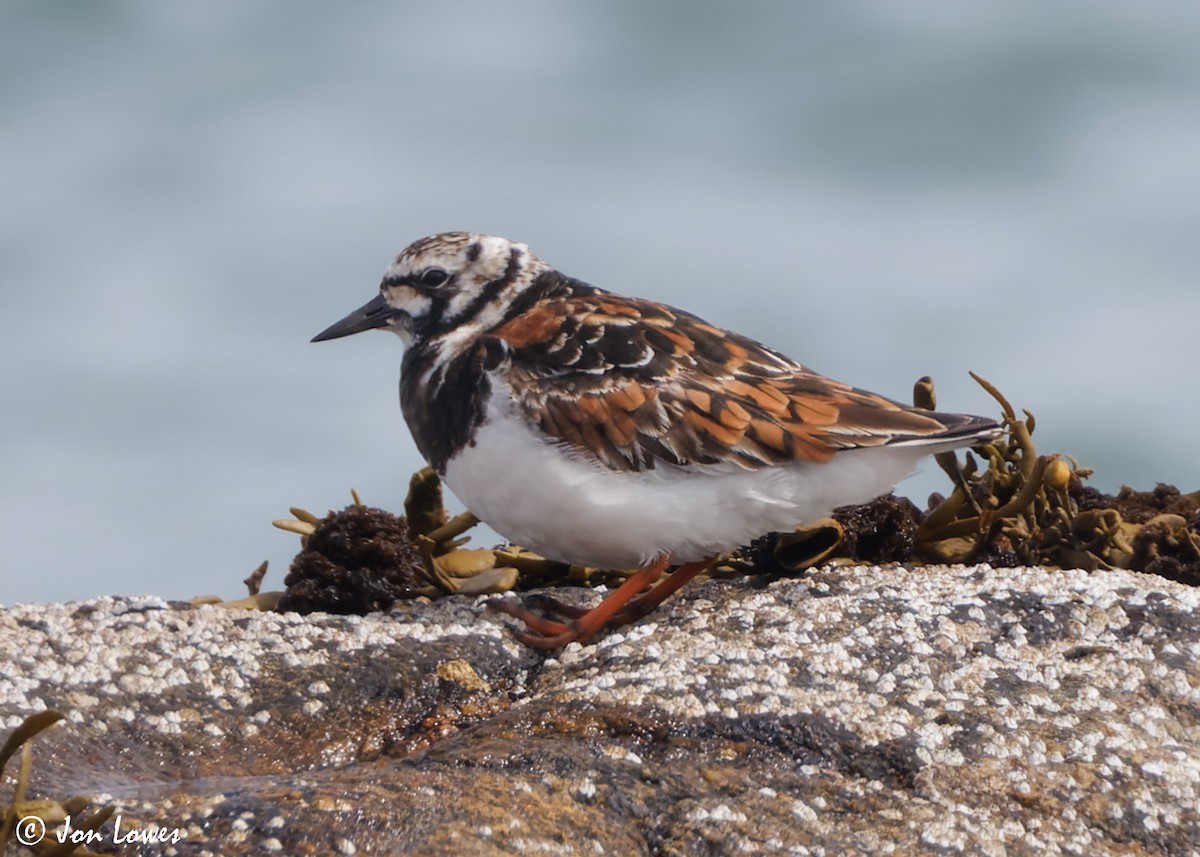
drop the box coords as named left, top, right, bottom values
left=383, top=284, right=433, bottom=319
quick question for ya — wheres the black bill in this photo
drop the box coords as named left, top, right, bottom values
left=312, top=294, right=400, bottom=342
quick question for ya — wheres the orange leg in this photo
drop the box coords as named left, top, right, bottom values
left=485, top=556, right=715, bottom=650
left=606, top=558, right=714, bottom=626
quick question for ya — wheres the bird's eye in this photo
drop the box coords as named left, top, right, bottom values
left=420, top=268, right=449, bottom=288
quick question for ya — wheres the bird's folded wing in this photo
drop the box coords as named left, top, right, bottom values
left=487, top=292, right=974, bottom=473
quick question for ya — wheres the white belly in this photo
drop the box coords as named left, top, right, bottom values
left=442, top=387, right=932, bottom=569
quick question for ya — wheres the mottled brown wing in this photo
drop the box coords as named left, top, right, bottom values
left=488, top=292, right=979, bottom=473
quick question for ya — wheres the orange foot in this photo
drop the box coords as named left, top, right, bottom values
left=486, top=556, right=715, bottom=650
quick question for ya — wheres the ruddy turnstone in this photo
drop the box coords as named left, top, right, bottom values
left=313, top=232, right=1000, bottom=649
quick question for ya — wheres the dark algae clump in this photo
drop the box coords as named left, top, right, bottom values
left=279, top=504, right=426, bottom=614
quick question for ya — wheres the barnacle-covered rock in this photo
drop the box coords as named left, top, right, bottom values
left=9, top=568, right=1200, bottom=854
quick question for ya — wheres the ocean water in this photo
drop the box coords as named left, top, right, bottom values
left=2, top=2, right=1198, bottom=604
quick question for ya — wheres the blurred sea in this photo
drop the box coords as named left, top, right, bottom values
left=2, top=2, right=1198, bottom=604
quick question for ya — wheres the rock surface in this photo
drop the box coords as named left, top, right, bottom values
left=2, top=564, right=1198, bottom=856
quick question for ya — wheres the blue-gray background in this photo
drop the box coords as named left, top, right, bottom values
left=3, top=3, right=1198, bottom=605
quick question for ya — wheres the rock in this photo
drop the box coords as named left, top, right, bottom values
left=1, top=564, right=1198, bottom=855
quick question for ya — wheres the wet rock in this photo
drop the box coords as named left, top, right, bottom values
left=2, top=564, right=1199, bottom=855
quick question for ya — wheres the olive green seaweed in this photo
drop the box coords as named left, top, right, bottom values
left=0, top=709, right=115, bottom=857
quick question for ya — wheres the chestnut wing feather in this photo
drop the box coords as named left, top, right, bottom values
left=487, top=293, right=964, bottom=473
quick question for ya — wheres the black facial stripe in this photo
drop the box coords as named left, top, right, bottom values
left=454, top=246, right=524, bottom=327
left=413, top=291, right=451, bottom=338
left=466, top=241, right=482, bottom=262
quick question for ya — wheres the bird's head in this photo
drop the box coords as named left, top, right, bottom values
left=313, top=232, right=549, bottom=347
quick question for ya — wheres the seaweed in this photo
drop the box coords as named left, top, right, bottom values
left=0, top=711, right=114, bottom=856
